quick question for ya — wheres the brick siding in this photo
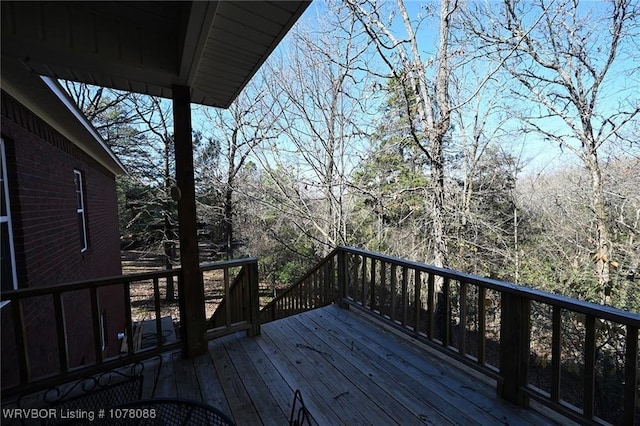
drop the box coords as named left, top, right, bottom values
left=1, top=92, right=125, bottom=386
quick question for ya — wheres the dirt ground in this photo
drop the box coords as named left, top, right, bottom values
left=121, top=250, right=280, bottom=336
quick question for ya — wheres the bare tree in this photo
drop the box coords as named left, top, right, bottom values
left=345, top=0, right=460, bottom=269
left=465, top=0, right=639, bottom=302
left=196, top=75, right=283, bottom=260
left=254, top=8, right=375, bottom=255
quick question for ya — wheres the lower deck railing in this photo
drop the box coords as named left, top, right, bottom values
left=0, top=258, right=259, bottom=400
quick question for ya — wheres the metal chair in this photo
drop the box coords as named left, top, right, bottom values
left=92, top=398, right=234, bottom=426
left=13, top=359, right=160, bottom=426
left=289, top=389, right=316, bottom=426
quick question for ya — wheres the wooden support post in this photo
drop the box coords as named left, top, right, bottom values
left=498, top=292, right=530, bottom=408
left=172, top=85, right=205, bottom=357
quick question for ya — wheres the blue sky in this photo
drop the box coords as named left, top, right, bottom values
left=286, top=0, right=639, bottom=178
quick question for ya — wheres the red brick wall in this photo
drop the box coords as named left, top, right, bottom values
left=1, top=92, right=125, bottom=386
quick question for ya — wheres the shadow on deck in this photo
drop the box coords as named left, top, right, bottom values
left=146, top=305, right=573, bottom=425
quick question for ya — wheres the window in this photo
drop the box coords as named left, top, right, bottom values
left=74, top=169, right=88, bottom=252
left=1, top=139, right=18, bottom=298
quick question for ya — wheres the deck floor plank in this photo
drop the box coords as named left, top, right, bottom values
left=260, top=317, right=395, bottom=425
left=144, top=305, right=572, bottom=426
left=252, top=326, right=343, bottom=425
left=152, top=352, right=178, bottom=398
left=309, top=306, right=522, bottom=424
left=233, top=335, right=295, bottom=416
left=172, top=351, right=202, bottom=401
left=220, top=333, right=288, bottom=426
left=292, top=309, right=456, bottom=425
left=327, top=306, right=549, bottom=425
left=209, top=335, right=263, bottom=425
left=193, top=348, right=231, bottom=417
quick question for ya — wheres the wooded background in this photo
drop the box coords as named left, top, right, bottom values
left=64, top=0, right=639, bottom=313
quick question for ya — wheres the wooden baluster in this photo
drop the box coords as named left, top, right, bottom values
left=318, top=265, right=323, bottom=306
left=551, top=306, right=561, bottom=403
left=337, top=249, right=348, bottom=306
left=477, top=286, right=486, bottom=365
left=390, top=264, right=397, bottom=322
left=624, top=325, right=638, bottom=425
left=319, top=265, right=324, bottom=305
left=413, top=269, right=421, bottom=335
left=401, top=266, right=408, bottom=327
left=224, top=268, right=231, bottom=328
left=243, top=267, right=249, bottom=322
left=370, top=258, right=376, bottom=312
left=361, top=255, right=367, bottom=307
left=53, top=292, right=69, bottom=373
left=90, top=287, right=103, bottom=363
left=274, top=300, right=279, bottom=321
left=12, top=299, right=30, bottom=384
left=124, top=281, right=134, bottom=356
left=301, top=276, right=307, bottom=311
left=153, top=277, right=162, bottom=347
left=459, top=281, right=467, bottom=356
left=329, top=255, right=336, bottom=299
left=427, top=273, right=435, bottom=341
left=583, top=315, right=596, bottom=420
left=380, top=261, right=386, bottom=317
left=247, top=261, right=260, bottom=337
left=442, top=277, right=451, bottom=347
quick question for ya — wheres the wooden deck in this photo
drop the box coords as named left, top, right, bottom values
left=144, top=305, right=571, bottom=425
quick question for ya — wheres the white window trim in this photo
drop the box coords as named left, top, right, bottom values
left=1, top=138, right=18, bottom=307
left=74, top=169, right=88, bottom=252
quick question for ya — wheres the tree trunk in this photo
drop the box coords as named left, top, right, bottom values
left=586, top=150, right=611, bottom=303
left=431, top=140, right=448, bottom=270
left=224, top=184, right=233, bottom=260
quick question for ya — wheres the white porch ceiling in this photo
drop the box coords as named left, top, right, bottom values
left=1, top=1, right=310, bottom=108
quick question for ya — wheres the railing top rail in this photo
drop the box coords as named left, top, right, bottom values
left=0, top=258, right=258, bottom=301
left=200, top=257, right=258, bottom=272
left=262, top=248, right=339, bottom=311
left=339, top=246, right=640, bottom=327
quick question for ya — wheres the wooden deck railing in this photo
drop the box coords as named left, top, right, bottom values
left=205, top=258, right=260, bottom=338
left=2, top=246, right=637, bottom=423
left=333, top=246, right=639, bottom=426
left=0, top=258, right=259, bottom=399
left=259, top=248, right=340, bottom=324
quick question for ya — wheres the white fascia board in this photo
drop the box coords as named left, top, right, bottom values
left=41, top=76, right=127, bottom=176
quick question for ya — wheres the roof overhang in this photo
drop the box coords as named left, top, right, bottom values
left=1, top=60, right=127, bottom=176
left=1, top=1, right=310, bottom=108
